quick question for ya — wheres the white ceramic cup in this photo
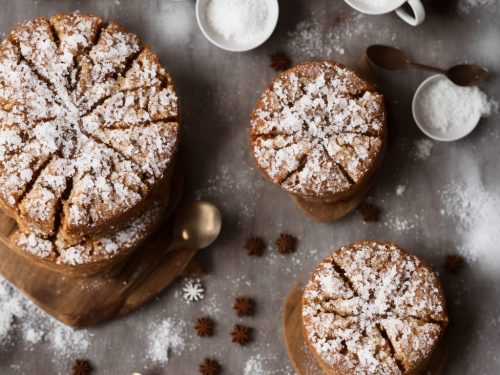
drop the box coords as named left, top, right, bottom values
left=344, top=0, right=425, bottom=26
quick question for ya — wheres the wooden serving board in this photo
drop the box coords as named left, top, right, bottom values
left=289, top=180, right=371, bottom=223
left=282, top=284, right=449, bottom=375
left=0, top=159, right=200, bottom=328
left=283, top=283, right=324, bottom=375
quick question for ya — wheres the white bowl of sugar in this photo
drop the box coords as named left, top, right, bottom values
left=196, top=0, right=279, bottom=52
left=412, top=74, right=495, bottom=142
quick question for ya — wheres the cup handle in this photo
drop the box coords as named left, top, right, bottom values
left=395, top=0, right=425, bottom=26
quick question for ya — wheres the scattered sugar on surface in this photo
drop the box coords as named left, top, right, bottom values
left=200, top=293, right=222, bottom=316
left=50, top=324, right=91, bottom=356
left=243, top=354, right=292, bottom=375
left=146, top=318, right=186, bottom=364
left=0, top=277, right=92, bottom=357
left=414, top=139, right=433, bottom=160
left=194, top=165, right=263, bottom=228
left=244, top=354, right=265, bottom=375
left=287, top=13, right=396, bottom=59
left=148, top=1, right=196, bottom=44
left=440, top=180, right=500, bottom=263
left=384, top=213, right=418, bottom=231
left=396, top=185, right=406, bottom=196
left=458, top=0, right=497, bottom=14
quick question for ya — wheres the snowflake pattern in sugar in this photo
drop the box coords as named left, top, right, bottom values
left=182, top=279, right=205, bottom=302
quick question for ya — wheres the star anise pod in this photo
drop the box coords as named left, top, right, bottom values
left=199, top=358, right=221, bottom=375
left=244, top=236, right=265, bottom=256
left=233, top=297, right=254, bottom=317
left=444, top=254, right=465, bottom=274
left=72, top=359, right=92, bottom=375
left=231, top=324, right=252, bottom=345
left=275, top=233, right=297, bottom=254
left=359, top=203, right=380, bottom=222
left=194, top=317, right=214, bottom=337
left=270, top=52, right=291, bottom=71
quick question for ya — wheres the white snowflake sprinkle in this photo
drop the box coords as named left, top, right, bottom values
left=182, top=279, right=204, bottom=302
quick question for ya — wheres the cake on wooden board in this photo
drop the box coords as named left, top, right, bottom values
left=302, top=241, right=448, bottom=375
left=249, top=61, right=387, bottom=221
left=0, top=13, right=180, bottom=270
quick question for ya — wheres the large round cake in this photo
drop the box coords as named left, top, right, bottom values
left=302, top=241, right=448, bottom=374
left=249, top=61, right=386, bottom=218
left=0, top=13, right=180, bottom=270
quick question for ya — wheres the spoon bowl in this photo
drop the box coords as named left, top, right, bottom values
left=367, top=45, right=409, bottom=70
left=447, top=64, right=489, bottom=87
left=367, top=45, right=488, bottom=86
left=172, top=201, right=222, bottom=250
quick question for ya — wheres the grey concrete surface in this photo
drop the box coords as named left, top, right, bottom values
left=0, top=0, right=499, bottom=374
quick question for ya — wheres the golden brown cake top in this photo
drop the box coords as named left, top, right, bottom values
left=250, top=61, right=386, bottom=198
left=302, top=241, right=448, bottom=375
left=0, top=13, right=179, bottom=238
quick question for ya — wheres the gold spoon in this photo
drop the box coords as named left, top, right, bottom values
left=367, top=45, right=488, bottom=87
left=118, top=200, right=221, bottom=289
left=168, top=200, right=222, bottom=252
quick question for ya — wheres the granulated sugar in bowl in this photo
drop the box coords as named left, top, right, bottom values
left=412, top=74, right=497, bottom=141
left=196, top=0, right=279, bottom=52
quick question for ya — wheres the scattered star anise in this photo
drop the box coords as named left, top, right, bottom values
left=233, top=297, right=254, bottom=317
left=359, top=203, right=380, bottom=222
left=195, top=317, right=214, bottom=337
left=244, top=236, right=266, bottom=256
left=72, top=359, right=91, bottom=375
left=199, top=358, right=221, bottom=375
left=275, top=233, right=297, bottom=254
left=444, top=254, right=465, bottom=274
left=231, top=324, right=252, bottom=345
left=270, top=52, right=291, bottom=71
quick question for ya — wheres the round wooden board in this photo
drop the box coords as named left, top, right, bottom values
left=282, top=283, right=324, bottom=375
left=289, top=183, right=370, bottom=223
left=282, top=283, right=449, bottom=375
left=0, top=154, right=200, bottom=328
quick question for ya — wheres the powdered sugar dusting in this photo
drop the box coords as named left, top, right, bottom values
left=287, top=14, right=396, bottom=59
left=440, top=180, right=500, bottom=263
left=0, top=277, right=92, bottom=356
left=146, top=318, right=186, bottom=364
left=243, top=354, right=266, bottom=375
left=414, top=139, right=433, bottom=160
left=458, top=0, right=497, bottom=14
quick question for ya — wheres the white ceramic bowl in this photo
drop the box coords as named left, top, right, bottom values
left=344, top=0, right=407, bottom=15
left=412, top=74, right=481, bottom=142
left=195, top=0, right=279, bottom=52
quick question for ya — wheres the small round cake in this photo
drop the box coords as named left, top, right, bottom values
left=0, top=13, right=180, bottom=270
left=302, top=241, right=448, bottom=375
left=249, top=61, right=386, bottom=220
